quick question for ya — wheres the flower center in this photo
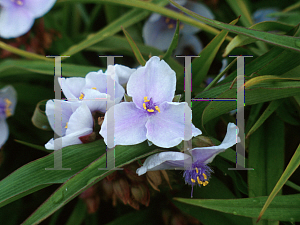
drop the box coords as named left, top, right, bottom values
left=183, top=160, right=212, bottom=197
left=10, top=0, right=23, bottom=6
left=164, top=16, right=184, bottom=30
left=142, top=96, right=160, bottom=113
left=0, top=98, right=12, bottom=119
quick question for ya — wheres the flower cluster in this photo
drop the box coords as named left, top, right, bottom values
left=45, top=56, right=240, bottom=198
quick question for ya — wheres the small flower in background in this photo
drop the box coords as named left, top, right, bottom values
left=253, top=8, right=279, bottom=24
left=58, top=67, right=128, bottom=113
left=0, top=0, right=56, bottom=39
left=45, top=100, right=94, bottom=150
left=142, top=0, right=214, bottom=54
left=0, top=85, right=17, bottom=148
left=136, top=123, right=240, bottom=197
left=100, top=56, right=201, bottom=148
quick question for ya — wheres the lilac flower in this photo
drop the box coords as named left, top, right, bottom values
left=253, top=8, right=279, bottom=24
left=0, top=0, right=56, bottom=39
left=0, top=85, right=17, bottom=148
left=45, top=100, right=94, bottom=150
left=142, top=0, right=214, bottom=53
left=100, top=56, right=201, bottom=148
left=58, top=67, right=129, bottom=113
left=136, top=123, right=240, bottom=197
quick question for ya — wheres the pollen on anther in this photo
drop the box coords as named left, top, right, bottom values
left=144, top=96, right=150, bottom=102
left=203, top=173, right=207, bottom=180
left=147, top=109, right=154, bottom=112
left=143, top=103, right=146, bottom=110
left=91, top=87, right=97, bottom=90
left=203, top=181, right=209, bottom=186
left=165, top=18, right=170, bottom=23
left=191, top=178, right=195, bottom=183
left=79, top=93, right=84, bottom=100
left=5, top=98, right=12, bottom=106
left=155, top=106, right=160, bottom=113
left=195, top=167, right=199, bottom=174
left=197, top=177, right=202, bottom=184
left=168, top=24, right=175, bottom=29
left=65, top=122, right=68, bottom=129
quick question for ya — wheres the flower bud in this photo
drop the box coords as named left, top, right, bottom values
left=146, top=171, right=162, bottom=191
left=131, top=183, right=150, bottom=207
left=112, top=178, right=131, bottom=205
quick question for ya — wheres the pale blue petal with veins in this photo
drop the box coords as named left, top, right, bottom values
left=100, top=56, right=201, bottom=148
left=0, top=0, right=56, bottom=38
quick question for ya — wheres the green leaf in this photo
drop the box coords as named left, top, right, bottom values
left=0, top=59, right=103, bottom=77
left=170, top=0, right=300, bottom=53
left=163, top=19, right=180, bottom=60
left=174, top=194, right=300, bottom=221
left=257, top=143, right=300, bottom=222
left=22, top=143, right=160, bottom=224
left=192, top=17, right=239, bottom=87
left=225, top=0, right=253, bottom=27
left=223, top=21, right=296, bottom=56
left=122, top=27, right=146, bottom=66
left=65, top=199, right=86, bottom=225
left=57, top=0, right=226, bottom=40
left=0, top=140, right=106, bottom=208
left=248, top=115, right=285, bottom=224
left=246, top=100, right=283, bottom=139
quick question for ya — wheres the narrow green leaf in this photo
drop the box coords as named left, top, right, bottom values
left=246, top=100, right=282, bottom=139
left=122, top=27, right=146, bottom=66
left=170, top=0, right=300, bottom=53
left=192, top=17, right=239, bottom=86
left=14, top=140, right=52, bottom=153
left=226, top=0, right=253, bottom=27
left=0, top=41, right=52, bottom=62
left=257, top=143, right=300, bottom=222
left=57, top=0, right=227, bottom=41
left=248, top=115, right=285, bottom=225
left=0, top=60, right=103, bottom=77
left=223, top=21, right=296, bottom=56
left=174, top=194, right=300, bottom=221
left=22, top=144, right=160, bottom=224
left=163, top=19, right=180, bottom=60
left=62, top=8, right=151, bottom=56
left=0, top=140, right=106, bottom=208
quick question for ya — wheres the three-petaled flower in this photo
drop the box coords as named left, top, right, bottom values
left=0, top=85, right=17, bottom=148
left=100, top=56, right=201, bottom=148
left=45, top=100, right=94, bottom=150
left=58, top=65, right=134, bottom=113
left=136, top=123, right=240, bottom=197
left=142, top=0, right=214, bottom=54
left=0, top=0, right=56, bottom=39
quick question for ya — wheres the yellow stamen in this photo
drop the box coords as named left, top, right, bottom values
left=165, top=18, right=170, bottom=23
left=65, top=122, right=68, bottom=129
left=79, top=93, right=84, bottom=100
left=143, top=103, right=146, bottom=110
left=144, top=96, right=150, bottom=102
left=147, top=109, right=154, bottom=112
left=191, top=178, right=195, bottom=183
left=155, top=106, right=160, bottom=113
left=91, top=87, right=97, bottom=90
left=202, top=173, right=207, bottom=180
left=5, top=98, right=12, bottom=106
left=197, top=177, right=202, bottom=185
left=195, top=167, right=198, bottom=174
left=168, top=24, right=175, bottom=29
left=4, top=98, right=12, bottom=117
left=203, top=181, right=209, bottom=186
